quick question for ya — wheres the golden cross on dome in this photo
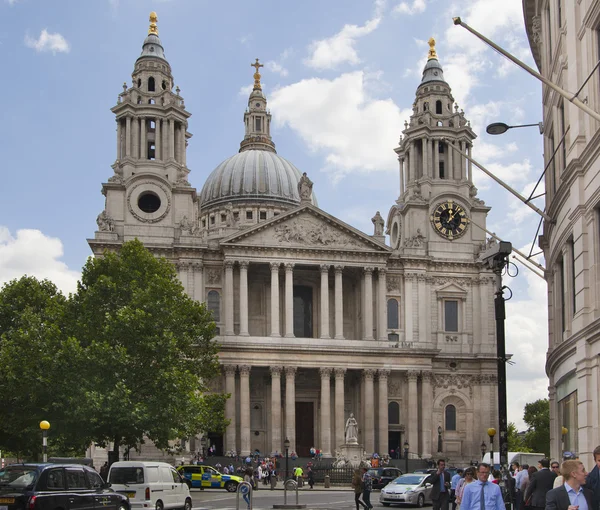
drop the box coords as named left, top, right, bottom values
left=251, top=58, right=264, bottom=90
left=148, top=12, right=159, bottom=35
left=427, top=37, right=438, bottom=60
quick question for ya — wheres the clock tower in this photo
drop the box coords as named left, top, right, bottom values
left=387, top=38, right=490, bottom=257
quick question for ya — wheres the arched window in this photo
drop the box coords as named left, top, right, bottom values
left=137, top=78, right=141, bottom=88
left=445, top=404, right=456, bottom=431
left=387, top=299, right=399, bottom=329
left=436, top=100, right=442, bottom=114
left=207, top=290, right=220, bottom=322
left=162, top=80, right=168, bottom=90
left=148, top=77, right=156, bottom=92
left=388, top=402, right=400, bottom=424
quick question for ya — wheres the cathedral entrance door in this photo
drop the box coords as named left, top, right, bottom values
left=388, top=431, right=401, bottom=459
left=295, top=402, right=314, bottom=457
left=293, top=286, right=313, bottom=338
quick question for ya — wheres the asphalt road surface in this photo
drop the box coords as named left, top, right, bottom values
left=190, top=487, right=433, bottom=510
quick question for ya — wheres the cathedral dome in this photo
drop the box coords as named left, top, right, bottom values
left=200, top=150, right=315, bottom=209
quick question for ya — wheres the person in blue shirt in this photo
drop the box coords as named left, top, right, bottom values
left=460, top=463, right=505, bottom=510
left=451, top=469, right=465, bottom=510
left=546, top=459, right=592, bottom=510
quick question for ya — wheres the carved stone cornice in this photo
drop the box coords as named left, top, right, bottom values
left=285, top=366, right=297, bottom=378
left=319, top=367, right=332, bottom=378
left=421, top=371, right=433, bottom=382
left=334, top=367, right=347, bottom=379
left=387, top=275, right=401, bottom=291
left=239, top=365, right=251, bottom=376
left=206, top=269, right=221, bottom=285
left=270, top=366, right=283, bottom=377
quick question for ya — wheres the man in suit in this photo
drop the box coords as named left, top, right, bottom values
left=427, top=459, right=452, bottom=510
left=546, top=459, right=592, bottom=510
left=524, top=458, right=557, bottom=510
left=586, top=445, right=600, bottom=510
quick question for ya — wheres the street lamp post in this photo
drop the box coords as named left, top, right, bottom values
left=403, top=440, right=409, bottom=474
left=40, top=421, right=50, bottom=463
left=486, top=122, right=544, bottom=135
left=437, top=426, right=443, bottom=453
left=200, top=437, right=207, bottom=460
left=488, top=428, right=496, bottom=468
left=480, top=441, right=487, bottom=462
left=561, top=427, right=568, bottom=456
left=284, top=437, right=290, bottom=481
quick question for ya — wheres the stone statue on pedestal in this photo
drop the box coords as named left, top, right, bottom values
left=345, top=413, right=359, bottom=444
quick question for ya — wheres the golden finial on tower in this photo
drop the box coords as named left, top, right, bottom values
left=251, top=58, right=264, bottom=90
left=427, top=37, right=438, bottom=60
left=148, top=12, right=159, bottom=35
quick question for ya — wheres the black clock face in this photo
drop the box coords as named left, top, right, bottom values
left=430, top=201, right=469, bottom=239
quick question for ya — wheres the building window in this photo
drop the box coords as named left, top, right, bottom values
left=439, top=161, right=445, bottom=179
left=207, top=290, right=221, bottom=322
left=436, top=100, right=442, bottom=114
left=255, top=117, right=262, bottom=132
left=388, top=401, right=400, bottom=424
left=246, top=211, right=253, bottom=220
left=210, top=216, right=215, bottom=225
left=221, top=214, right=227, bottom=223
left=444, top=300, right=458, bottom=332
left=148, top=77, right=155, bottom=92
left=259, top=211, right=267, bottom=220
left=202, top=219, right=206, bottom=228
left=445, top=404, right=457, bottom=431
left=387, top=299, right=399, bottom=329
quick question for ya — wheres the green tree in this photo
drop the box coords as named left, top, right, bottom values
left=67, top=240, right=226, bottom=456
left=507, top=422, right=531, bottom=452
left=0, top=277, right=88, bottom=459
left=523, top=398, right=550, bottom=456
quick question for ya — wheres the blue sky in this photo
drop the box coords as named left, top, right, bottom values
left=1, top=0, right=548, bottom=431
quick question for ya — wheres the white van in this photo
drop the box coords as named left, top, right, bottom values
left=108, top=461, right=192, bottom=510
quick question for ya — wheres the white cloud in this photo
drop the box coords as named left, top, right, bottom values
left=0, top=227, right=80, bottom=295
left=25, top=29, right=70, bottom=54
left=393, top=0, right=426, bottom=15
left=266, top=48, right=292, bottom=77
left=270, top=71, right=411, bottom=180
left=6, top=0, right=22, bottom=5
left=238, top=84, right=253, bottom=97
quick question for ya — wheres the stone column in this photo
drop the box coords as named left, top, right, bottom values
left=125, top=115, right=132, bottom=157
left=224, top=365, right=237, bottom=453
left=421, top=371, right=433, bottom=458
left=140, top=117, right=146, bottom=160
left=363, top=369, right=375, bottom=453
left=224, top=260, right=234, bottom=336
left=285, top=366, right=297, bottom=451
left=180, top=123, right=186, bottom=165
left=363, top=267, right=374, bottom=340
left=193, top=262, right=204, bottom=303
left=132, top=116, right=139, bottom=160
left=116, top=118, right=122, bottom=160
left=422, top=138, right=428, bottom=178
left=405, top=274, right=414, bottom=342
left=334, top=368, right=346, bottom=449
left=239, top=261, right=249, bottom=336
left=284, top=263, right=295, bottom=338
left=154, top=118, right=161, bottom=160
left=239, top=365, right=251, bottom=456
left=320, top=367, right=332, bottom=457
left=378, top=370, right=390, bottom=455
left=270, top=366, right=283, bottom=455
left=447, top=140, right=454, bottom=179
left=467, top=144, right=473, bottom=182
left=459, top=141, right=466, bottom=180
left=169, top=118, right=175, bottom=159
left=433, top=139, right=439, bottom=179
left=163, top=118, right=169, bottom=162
left=399, top=158, right=404, bottom=195
left=320, top=264, right=330, bottom=339
left=406, top=371, right=419, bottom=449
left=407, top=142, right=414, bottom=182
left=270, top=262, right=281, bottom=337
left=377, top=268, right=387, bottom=340
left=334, top=265, right=344, bottom=339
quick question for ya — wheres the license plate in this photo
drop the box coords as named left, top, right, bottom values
left=0, top=499, right=14, bottom=504
left=127, top=493, right=136, bottom=499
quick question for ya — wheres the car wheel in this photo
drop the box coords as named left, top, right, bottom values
left=225, top=481, right=237, bottom=492
left=155, top=501, right=163, bottom=510
left=417, top=494, right=425, bottom=507
left=118, top=504, right=128, bottom=510
left=183, top=498, right=192, bottom=510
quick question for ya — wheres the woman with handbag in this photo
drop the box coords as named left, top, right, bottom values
left=352, top=469, right=368, bottom=510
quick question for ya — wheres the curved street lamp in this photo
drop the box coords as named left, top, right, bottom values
left=486, top=122, right=544, bottom=135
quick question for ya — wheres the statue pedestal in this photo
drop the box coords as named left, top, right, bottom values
left=340, top=443, right=364, bottom=468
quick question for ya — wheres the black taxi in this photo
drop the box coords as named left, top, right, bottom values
left=0, top=463, right=129, bottom=510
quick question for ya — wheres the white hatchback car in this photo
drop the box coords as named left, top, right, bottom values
left=108, top=461, right=192, bottom=510
left=379, top=473, right=433, bottom=507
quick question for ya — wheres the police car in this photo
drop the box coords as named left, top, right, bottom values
left=176, top=465, right=243, bottom=492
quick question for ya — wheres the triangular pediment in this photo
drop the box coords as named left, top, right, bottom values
left=435, top=282, right=468, bottom=295
left=221, top=204, right=390, bottom=253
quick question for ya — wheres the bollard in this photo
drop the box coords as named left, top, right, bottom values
left=324, top=474, right=330, bottom=488
left=236, top=481, right=253, bottom=510
left=271, top=473, right=277, bottom=490
left=284, top=479, right=299, bottom=506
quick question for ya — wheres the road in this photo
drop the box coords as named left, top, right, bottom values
left=190, top=487, right=434, bottom=510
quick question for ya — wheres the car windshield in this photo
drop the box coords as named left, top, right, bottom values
left=393, top=475, right=425, bottom=485
left=0, top=467, right=38, bottom=488
left=109, top=467, right=144, bottom=484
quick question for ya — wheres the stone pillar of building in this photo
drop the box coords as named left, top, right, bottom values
left=421, top=371, right=433, bottom=458
left=155, top=118, right=161, bottom=160
left=399, top=158, right=405, bottom=195
left=179, top=123, right=186, bottom=165
left=467, top=144, right=473, bottom=182
left=320, top=265, right=330, bottom=339
left=285, top=366, right=296, bottom=451
left=270, top=262, right=281, bottom=337
left=140, top=117, right=146, bottom=160
left=284, top=263, right=294, bottom=338
left=239, top=365, right=251, bottom=456
left=364, top=369, right=375, bottom=453
left=116, top=119, right=122, bottom=160
left=417, top=274, right=427, bottom=342
left=334, top=368, right=346, bottom=449
left=433, top=139, right=439, bottom=179
left=224, top=260, right=234, bottom=336
left=405, top=274, right=414, bottom=342
left=132, top=116, right=139, bottom=160
left=334, top=265, right=344, bottom=339
left=125, top=115, right=132, bottom=157
left=363, top=267, right=374, bottom=340
left=377, top=268, right=387, bottom=340
left=320, top=367, right=332, bottom=457
left=378, top=369, right=390, bottom=455
left=460, top=141, right=466, bottom=180
left=406, top=370, right=419, bottom=450
left=224, top=365, right=237, bottom=453
left=193, top=262, right=204, bottom=303
left=270, top=366, right=283, bottom=455
left=239, top=261, right=249, bottom=336
left=162, top=118, right=169, bottom=161
left=447, top=141, right=454, bottom=179
left=169, top=118, right=175, bottom=159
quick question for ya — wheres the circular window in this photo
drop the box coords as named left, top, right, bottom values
left=138, top=192, right=161, bottom=213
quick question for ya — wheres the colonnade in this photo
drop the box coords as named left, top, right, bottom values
left=116, top=115, right=187, bottom=164
left=223, top=365, right=433, bottom=458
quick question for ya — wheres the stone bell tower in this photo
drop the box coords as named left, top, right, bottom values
left=90, top=12, right=197, bottom=252
left=387, top=38, right=489, bottom=258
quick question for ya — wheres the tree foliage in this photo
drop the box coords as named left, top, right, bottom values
left=507, top=422, right=531, bottom=452
left=0, top=240, right=226, bottom=459
left=523, top=398, right=550, bottom=456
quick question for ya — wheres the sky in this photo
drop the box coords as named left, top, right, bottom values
left=1, top=0, right=548, bottom=433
